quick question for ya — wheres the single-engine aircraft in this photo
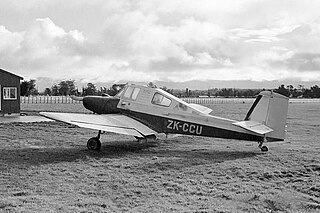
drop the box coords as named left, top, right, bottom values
left=40, top=84, right=289, bottom=152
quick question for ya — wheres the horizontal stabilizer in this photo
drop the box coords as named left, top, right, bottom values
left=233, top=120, right=273, bottom=135
left=188, top=104, right=213, bottom=114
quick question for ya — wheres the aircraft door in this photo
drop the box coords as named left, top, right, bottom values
left=119, top=86, right=141, bottom=109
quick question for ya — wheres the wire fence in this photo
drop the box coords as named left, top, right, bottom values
left=20, top=96, right=320, bottom=105
left=182, top=98, right=255, bottom=104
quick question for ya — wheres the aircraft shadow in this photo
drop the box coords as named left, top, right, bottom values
left=0, top=140, right=157, bottom=167
left=141, top=148, right=262, bottom=171
left=0, top=139, right=262, bottom=169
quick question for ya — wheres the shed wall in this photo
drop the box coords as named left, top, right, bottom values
left=0, top=72, right=22, bottom=115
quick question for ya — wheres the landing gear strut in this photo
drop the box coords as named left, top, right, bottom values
left=258, top=135, right=268, bottom=152
left=87, top=130, right=102, bottom=150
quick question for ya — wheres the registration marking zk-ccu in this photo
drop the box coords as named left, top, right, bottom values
left=166, top=119, right=203, bottom=135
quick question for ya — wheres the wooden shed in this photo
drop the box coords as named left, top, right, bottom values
left=0, top=69, right=23, bottom=116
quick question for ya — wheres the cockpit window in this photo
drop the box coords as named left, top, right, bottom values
left=122, top=86, right=140, bottom=100
left=131, top=88, right=140, bottom=100
left=152, top=93, right=171, bottom=107
left=124, top=86, right=134, bottom=98
left=114, top=88, right=125, bottom=98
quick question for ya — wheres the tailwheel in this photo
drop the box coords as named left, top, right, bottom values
left=87, top=137, right=101, bottom=150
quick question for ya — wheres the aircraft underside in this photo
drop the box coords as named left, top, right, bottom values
left=124, top=111, right=283, bottom=142
left=85, top=110, right=274, bottom=152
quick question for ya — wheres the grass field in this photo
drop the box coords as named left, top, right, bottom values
left=0, top=102, right=319, bottom=212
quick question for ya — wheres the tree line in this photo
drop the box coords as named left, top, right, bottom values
left=20, top=80, right=320, bottom=98
left=20, top=80, right=126, bottom=97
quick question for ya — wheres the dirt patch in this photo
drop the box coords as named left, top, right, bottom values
left=0, top=103, right=319, bottom=212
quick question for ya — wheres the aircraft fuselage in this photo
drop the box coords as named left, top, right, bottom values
left=81, top=84, right=288, bottom=144
left=82, top=94, right=268, bottom=142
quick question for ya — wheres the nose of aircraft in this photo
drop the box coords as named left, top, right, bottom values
left=83, top=96, right=120, bottom=114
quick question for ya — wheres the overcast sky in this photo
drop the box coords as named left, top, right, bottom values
left=1, top=0, right=320, bottom=84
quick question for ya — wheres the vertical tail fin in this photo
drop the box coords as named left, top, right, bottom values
left=245, top=91, right=289, bottom=141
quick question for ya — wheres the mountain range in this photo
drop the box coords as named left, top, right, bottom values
left=34, top=78, right=319, bottom=92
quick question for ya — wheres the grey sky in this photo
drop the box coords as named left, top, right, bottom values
left=1, top=0, right=320, bottom=84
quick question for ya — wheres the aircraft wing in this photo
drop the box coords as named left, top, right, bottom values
left=39, top=112, right=157, bottom=137
left=232, top=120, right=273, bottom=135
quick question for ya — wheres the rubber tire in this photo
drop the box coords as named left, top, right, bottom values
left=87, top=137, right=101, bottom=150
left=260, top=146, right=268, bottom=152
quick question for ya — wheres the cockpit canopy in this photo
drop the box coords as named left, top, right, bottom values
left=117, top=84, right=213, bottom=115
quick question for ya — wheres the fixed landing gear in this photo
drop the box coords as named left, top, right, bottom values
left=86, top=132, right=157, bottom=150
left=258, top=136, right=268, bottom=152
left=87, top=130, right=102, bottom=150
left=260, top=145, right=268, bottom=152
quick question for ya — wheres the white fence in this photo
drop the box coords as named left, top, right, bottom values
left=288, top=99, right=320, bottom=103
left=20, top=96, right=320, bottom=105
left=20, top=96, right=81, bottom=104
left=182, top=98, right=255, bottom=104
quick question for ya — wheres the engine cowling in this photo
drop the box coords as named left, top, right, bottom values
left=83, top=96, right=120, bottom=114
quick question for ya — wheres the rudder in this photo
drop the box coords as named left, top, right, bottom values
left=245, top=91, right=289, bottom=141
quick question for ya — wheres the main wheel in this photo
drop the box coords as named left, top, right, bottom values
left=260, top=146, right=268, bottom=152
left=87, top=137, right=101, bottom=150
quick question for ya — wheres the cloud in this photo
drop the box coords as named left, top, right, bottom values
left=0, top=18, right=91, bottom=79
left=1, top=0, right=320, bottom=84
left=0, top=26, right=24, bottom=54
left=288, top=53, right=320, bottom=71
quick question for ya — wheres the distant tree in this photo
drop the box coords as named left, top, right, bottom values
left=106, top=84, right=126, bottom=96
left=98, top=87, right=108, bottom=95
left=20, top=79, right=38, bottom=96
left=51, top=85, right=60, bottom=96
left=274, top=84, right=290, bottom=97
left=57, top=80, right=76, bottom=96
left=311, top=85, right=320, bottom=98
left=303, top=88, right=312, bottom=98
left=83, top=83, right=97, bottom=95
left=298, top=84, right=304, bottom=91
left=185, top=88, right=189, bottom=97
left=58, top=81, right=68, bottom=96
left=290, top=88, right=301, bottom=98
left=160, top=86, right=173, bottom=94
left=44, top=88, right=51, bottom=95
left=160, top=86, right=167, bottom=91
left=217, top=88, right=234, bottom=97
left=20, top=81, right=29, bottom=96
left=147, top=82, right=156, bottom=88
left=287, top=85, right=294, bottom=93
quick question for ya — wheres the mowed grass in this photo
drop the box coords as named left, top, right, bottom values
left=0, top=102, right=319, bottom=212
left=21, top=103, right=90, bottom=114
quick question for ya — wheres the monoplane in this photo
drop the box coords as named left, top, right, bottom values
left=40, top=84, right=289, bottom=152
